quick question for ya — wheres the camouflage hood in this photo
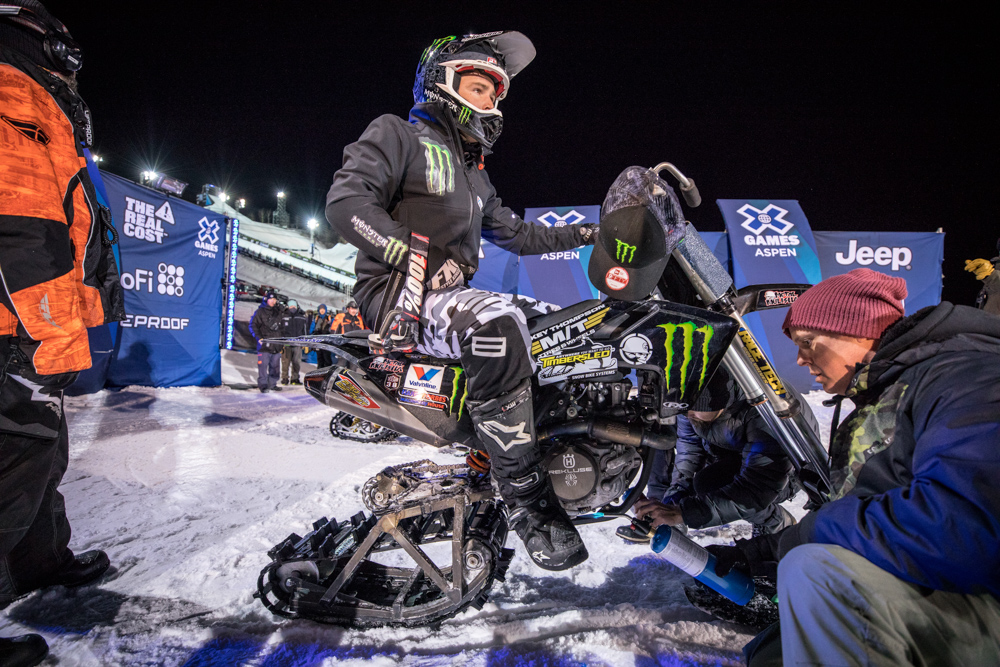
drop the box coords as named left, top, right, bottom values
left=847, top=301, right=1000, bottom=401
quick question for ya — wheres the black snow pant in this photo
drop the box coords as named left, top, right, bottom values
left=257, top=350, right=281, bottom=390
left=1, top=344, right=75, bottom=607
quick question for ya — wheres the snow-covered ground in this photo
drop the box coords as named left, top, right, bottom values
left=0, top=351, right=839, bottom=666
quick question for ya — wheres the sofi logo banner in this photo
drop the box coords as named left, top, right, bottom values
left=101, top=171, right=224, bottom=387
left=519, top=206, right=601, bottom=307
left=718, top=199, right=823, bottom=393
left=814, top=231, right=944, bottom=313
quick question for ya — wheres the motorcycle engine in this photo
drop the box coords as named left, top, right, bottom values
left=543, top=438, right=643, bottom=516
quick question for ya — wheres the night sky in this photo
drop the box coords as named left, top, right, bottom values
left=51, top=2, right=995, bottom=304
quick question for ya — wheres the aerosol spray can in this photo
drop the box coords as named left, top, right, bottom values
left=649, top=523, right=755, bottom=606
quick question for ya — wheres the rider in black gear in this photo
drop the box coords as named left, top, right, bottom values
left=326, top=31, right=597, bottom=570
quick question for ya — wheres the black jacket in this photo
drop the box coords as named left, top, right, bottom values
left=250, top=301, right=284, bottom=353
left=280, top=307, right=308, bottom=337
left=326, top=102, right=585, bottom=330
left=757, top=303, right=1000, bottom=596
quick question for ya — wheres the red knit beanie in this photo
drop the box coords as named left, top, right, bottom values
left=782, top=268, right=907, bottom=340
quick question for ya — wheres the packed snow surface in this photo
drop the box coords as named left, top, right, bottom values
left=1, top=351, right=840, bottom=666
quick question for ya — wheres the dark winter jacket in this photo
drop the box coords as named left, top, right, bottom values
left=978, top=257, right=1000, bottom=315
left=250, top=301, right=284, bottom=353
left=280, top=307, right=308, bottom=338
left=326, top=102, right=585, bottom=330
left=763, top=302, right=1000, bottom=596
left=667, top=391, right=794, bottom=529
left=310, top=306, right=331, bottom=335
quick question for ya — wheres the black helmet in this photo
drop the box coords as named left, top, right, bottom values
left=413, top=31, right=535, bottom=150
left=0, top=1, right=82, bottom=73
left=346, top=300, right=358, bottom=309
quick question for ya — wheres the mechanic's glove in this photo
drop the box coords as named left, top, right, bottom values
left=706, top=538, right=777, bottom=579
left=369, top=309, right=420, bottom=354
left=429, top=258, right=468, bottom=291
left=965, top=258, right=996, bottom=281
left=578, top=223, right=599, bottom=245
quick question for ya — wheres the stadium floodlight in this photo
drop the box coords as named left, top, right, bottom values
left=141, top=170, right=157, bottom=183
left=236, top=198, right=246, bottom=210
left=277, top=191, right=285, bottom=199
left=91, top=154, right=102, bottom=163
left=220, top=192, right=229, bottom=202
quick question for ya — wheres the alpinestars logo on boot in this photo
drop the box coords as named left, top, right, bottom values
left=477, top=420, right=531, bottom=451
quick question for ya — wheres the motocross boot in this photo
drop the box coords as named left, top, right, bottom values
left=469, top=380, right=588, bottom=571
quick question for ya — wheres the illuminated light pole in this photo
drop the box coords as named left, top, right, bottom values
left=308, top=218, right=318, bottom=257
left=275, top=190, right=289, bottom=228
left=236, top=198, right=246, bottom=210
left=91, top=154, right=102, bottom=163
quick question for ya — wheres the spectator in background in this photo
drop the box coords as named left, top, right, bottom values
left=310, top=304, right=333, bottom=368
left=965, top=237, right=1000, bottom=315
left=250, top=293, right=283, bottom=392
left=1, top=3, right=123, bottom=664
left=330, top=300, right=365, bottom=336
left=280, top=300, right=307, bottom=385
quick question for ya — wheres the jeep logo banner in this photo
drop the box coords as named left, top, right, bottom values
left=101, top=171, right=225, bottom=387
left=814, top=231, right=943, bottom=314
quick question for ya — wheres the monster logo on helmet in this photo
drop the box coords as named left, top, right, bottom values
left=413, top=31, right=536, bottom=150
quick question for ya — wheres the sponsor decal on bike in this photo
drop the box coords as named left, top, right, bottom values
left=737, top=203, right=802, bottom=258
left=619, top=333, right=653, bottom=365
left=605, top=267, right=629, bottom=290
left=369, top=357, right=406, bottom=374
left=405, top=364, right=445, bottom=392
left=736, top=328, right=787, bottom=396
left=835, top=239, right=912, bottom=271
left=661, top=401, right=690, bottom=410
left=447, top=367, right=469, bottom=417
left=539, top=345, right=613, bottom=368
left=332, top=372, right=380, bottom=409
left=530, top=305, right=610, bottom=356
left=659, top=321, right=715, bottom=392
left=384, top=374, right=400, bottom=391
left=761, top=289, right=800, bottom=308
left=398, top=387, right=448, bottom=410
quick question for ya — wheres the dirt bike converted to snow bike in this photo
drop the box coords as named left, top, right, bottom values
left=254, top=163, right=831, bottom=628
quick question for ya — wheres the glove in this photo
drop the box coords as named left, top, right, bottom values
left=369, top=309, right=419, bottom=354
left=429, top=258, right=467, bottom=290
left=707, top=538, right=778, bottom=579
left=5, top=337, right=79, bottom=390
left=578, top=223, right=599, bottom=245
left=965, top=258, right=995, bottom=281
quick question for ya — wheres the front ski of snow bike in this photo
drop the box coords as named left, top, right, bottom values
left=255, top=460, right=513, bottom=627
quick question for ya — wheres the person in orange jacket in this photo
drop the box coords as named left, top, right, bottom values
left=1, top=3, right=124, bottom=664
left=329, top=300, right=365, bottom=335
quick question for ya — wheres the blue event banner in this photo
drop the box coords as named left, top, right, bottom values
left=813, top=231, right=944, bottom=313
left=101, top=172, right=225, bottom=387
left=518, top=206, right=602, bottom=307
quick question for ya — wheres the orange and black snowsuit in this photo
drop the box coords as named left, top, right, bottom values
left=0, top=47, right=124, bottom=376
left=330, top=310, right=364, bottom=335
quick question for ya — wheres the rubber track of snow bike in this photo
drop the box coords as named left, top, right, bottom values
left=255, top=462, right=513, bottom=628
left=329, top=411, right=399, bottom=443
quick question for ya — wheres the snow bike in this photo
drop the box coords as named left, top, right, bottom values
left=255, top=162, right=831, bottom=628
left=330, top=411, right=399, bottom=443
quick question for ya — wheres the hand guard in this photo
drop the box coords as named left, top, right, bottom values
left=965, top=258, right=996, bottom=281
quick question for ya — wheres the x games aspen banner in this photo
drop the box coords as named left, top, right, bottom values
left=718, top=199, right=823, bottom=393
left=101, top=172, right=225, bottom=387
left=519, top=206, right=602, bottom=307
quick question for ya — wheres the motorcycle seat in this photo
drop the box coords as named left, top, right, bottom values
left=527, top=299, right=603, bottom=336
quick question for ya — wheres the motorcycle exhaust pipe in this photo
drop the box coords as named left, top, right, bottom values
left=537, top=419, right=675, bottom=451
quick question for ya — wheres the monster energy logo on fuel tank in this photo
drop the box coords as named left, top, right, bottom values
left=615, top=239, right=637, bottom=263
left=419, top=138, right=455, bottom=196
left=658, top=322, right=714, bottom=392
